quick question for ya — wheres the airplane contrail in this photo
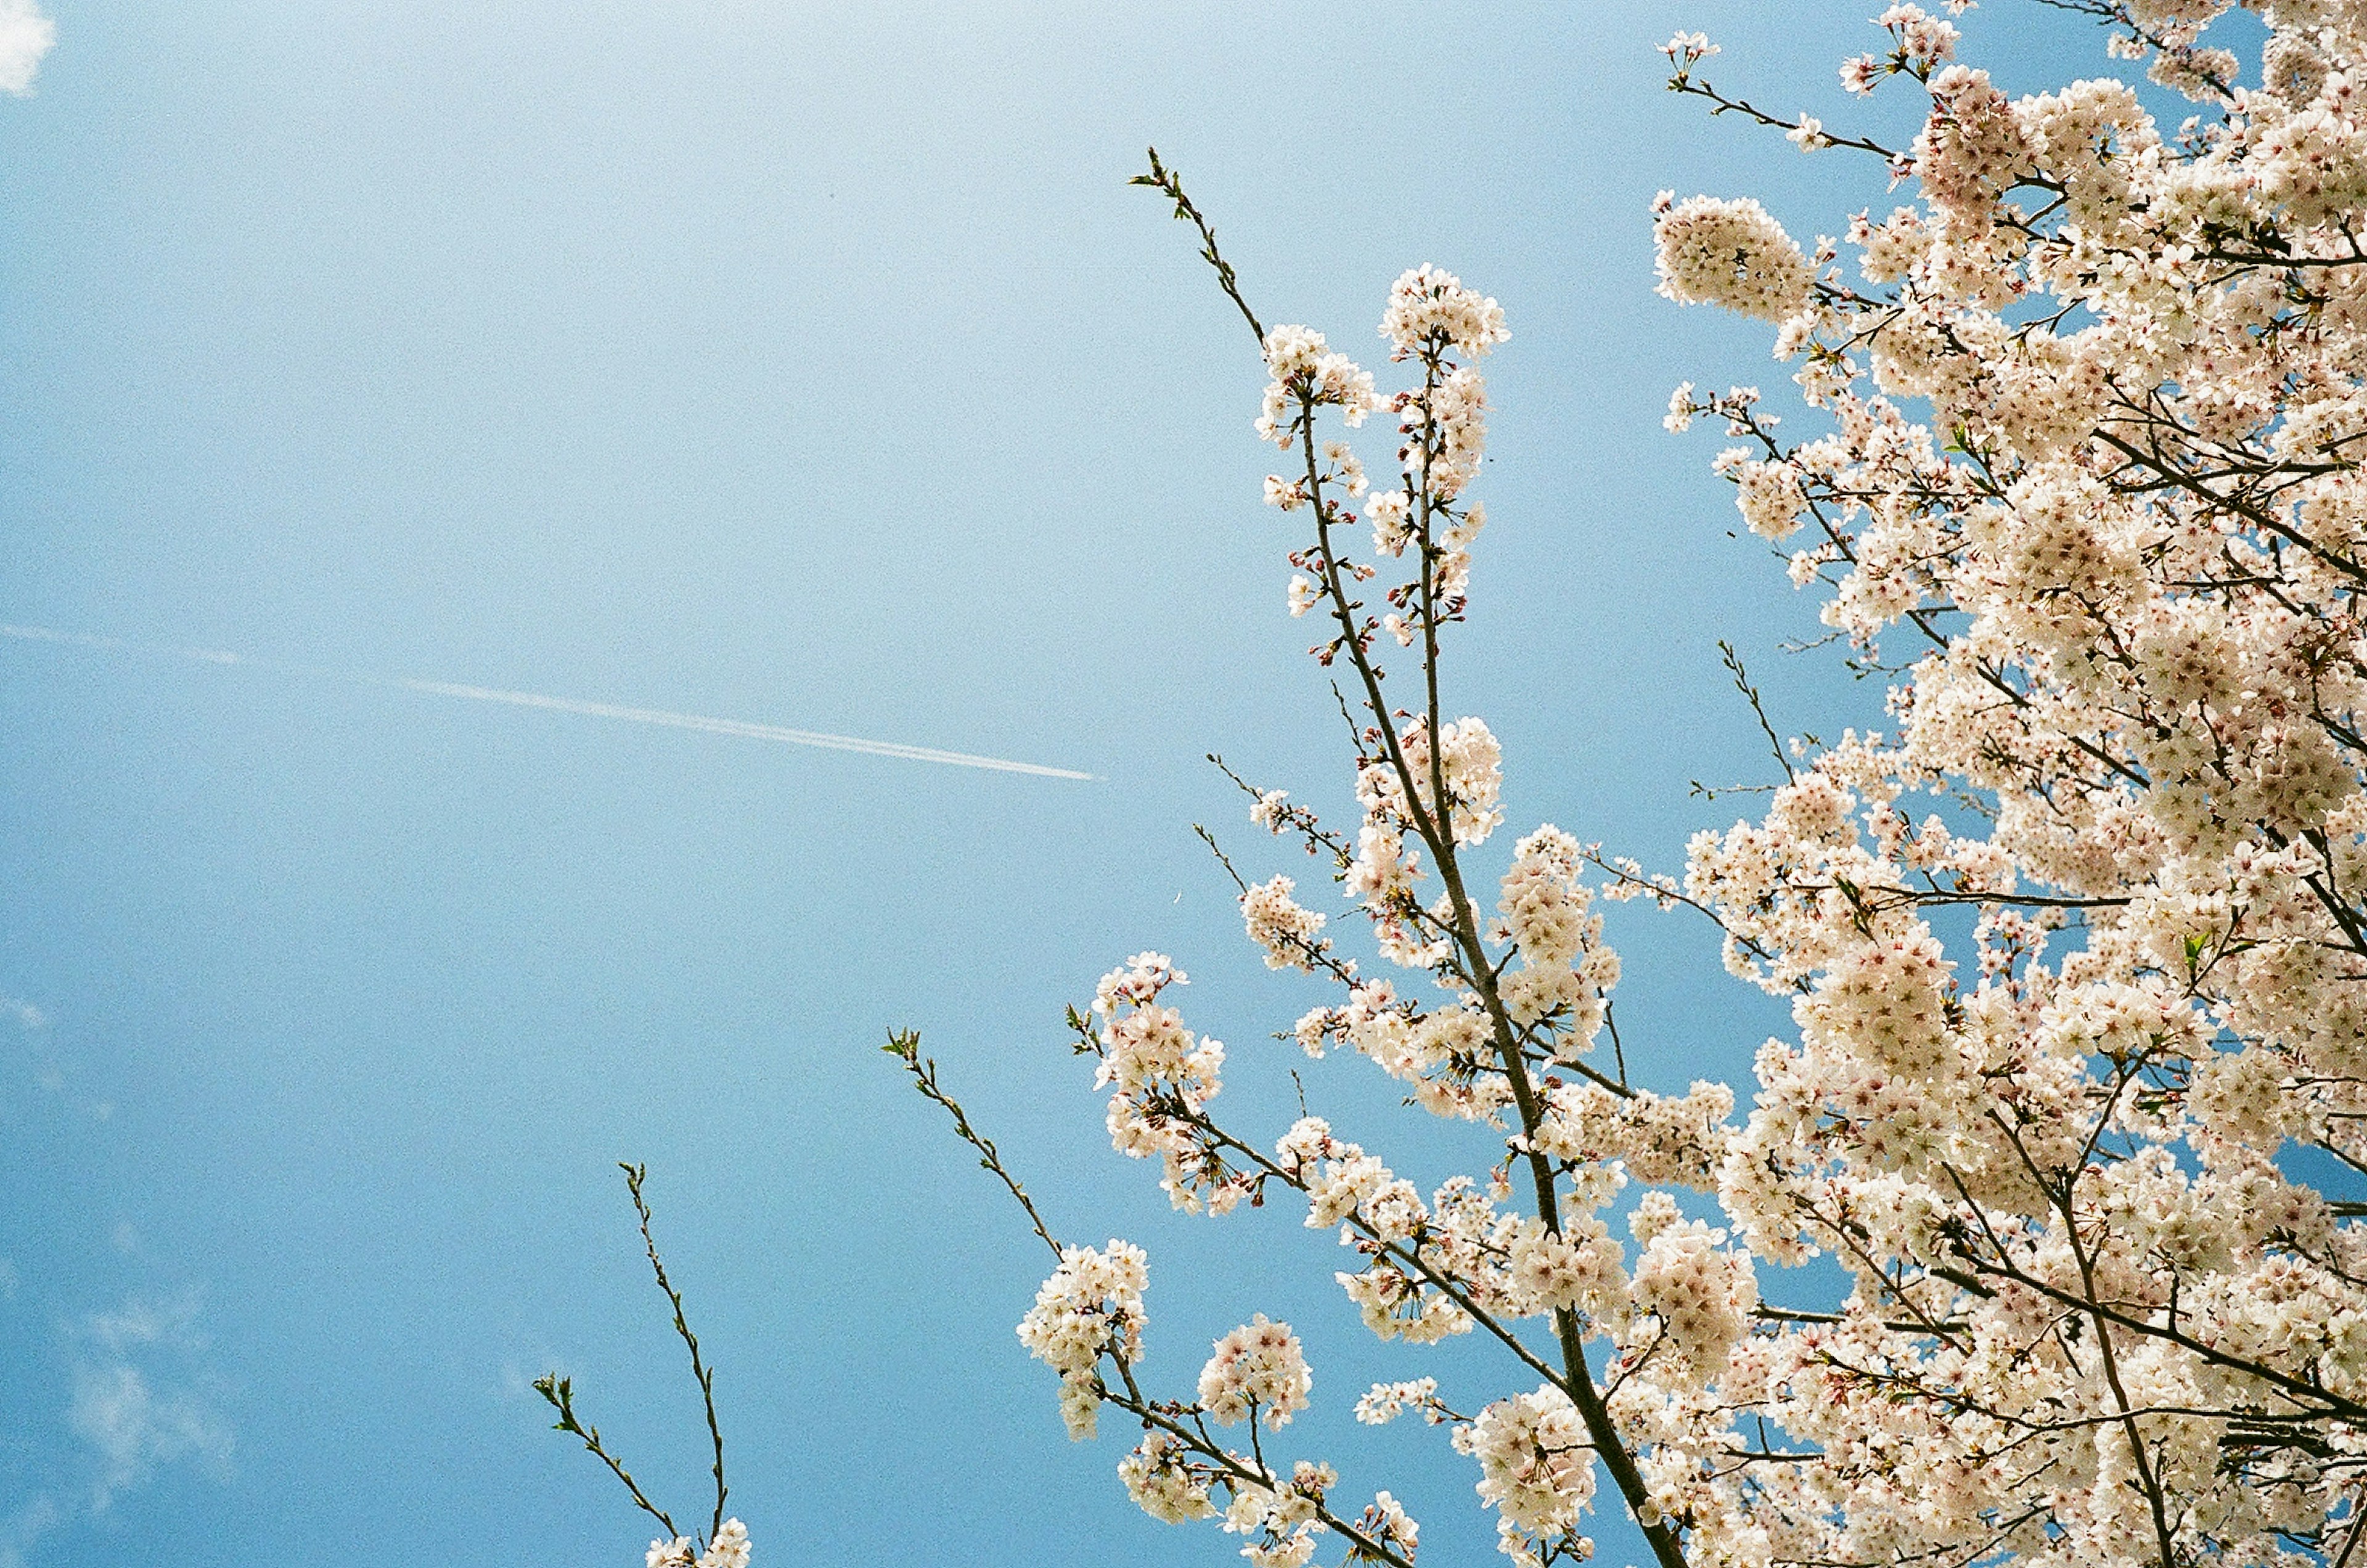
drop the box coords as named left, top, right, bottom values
left=0, top=623, right=1095, bottom=782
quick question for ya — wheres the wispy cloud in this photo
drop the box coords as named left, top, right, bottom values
left=80, top=1296, right=203, bottom=1356
left=68, top=1292, right=231, bottom=1509
left=0, top=623, right=1097, bottom=780
left=70, top=1362, right=232, bottom=1510
left=0, top=1496, right=62, bottom=1568
left=3, top=1293, right=233, bottom=1564
left=0, top=0, right=53, bottom=95
left=0, top=997, right=231, bottom=1556
left=0, top=988, right=109, bottom=1119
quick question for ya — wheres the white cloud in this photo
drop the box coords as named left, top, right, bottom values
left=68, top=1362, right=232, bottom=1509
left=83, top=1293, right=203, bottom=1354
left=4, top=996, right=119, bottom=1121
left=0, top=1292, right=236, bottom=1565
left=57, top=1294, right=234, bottom=1514
left=0, top=0, right=51, bottom=96
left=0, top=1495, right=62, bottom=1568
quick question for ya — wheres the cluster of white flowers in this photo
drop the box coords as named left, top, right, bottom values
left=961, top=18, right=2367, bottom=1564
left=1355, top=1492, right=1420, bottom=1562
left=1492, top=826, right=1621, bottom=1057
left=1622, top=1204, right=1757, bottom=1387
left=1224, top=1459, right=1336, bottom=1568
left=1017, top=1239, right=1148, bottom=1438
left=1353, top=1376, right=1442, bottom=1426
left=1118, top=1430, right=1219, bottom=1523
left=1365, top=714, right=1502, bottom=849
left=1730, top=457, right=1807, bottom=539
left=1381, top=264, right=1510, bottom=361
left=1878, top=2, right=1960, bottom=68
left=1240, top=874, right=1331, bottom=973
left=1367, top=488, right=1413, bottom=557
left=1500, top=1215, right=1615, bottom=1319
left=1198, top=1315, right=1314, bottom=1427
left=645, top=1521, right=750, bottom=1568
left=1459, top=1386, right=1596, bottom=1566
left=1535, top=1079, right=1731, bottom=1193
left=1273, top=1116, right=1423, bottom=1236
left=1257, top=324, right=1380, bottom=451
left=1616, top=7, right=2367, bottom=1564
left=1090, top=952, right=1242, bottom=1212
left=1651, top=194, right=1814, bottom=321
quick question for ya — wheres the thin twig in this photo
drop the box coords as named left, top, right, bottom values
left=884, top=1029, right=1065, bottom=1260
left=533, top=1372, right=680, bottom=1540
left=623, top=1163, right=730, bottom=1543
left=1130, top=149, right=1265, bottom=344
left=1719, top=639, right=1796, bottom=784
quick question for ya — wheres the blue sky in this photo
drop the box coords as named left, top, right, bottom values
left=0, top=4, right=2136, bottom=1564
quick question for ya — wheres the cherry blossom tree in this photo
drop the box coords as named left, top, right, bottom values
left=885, top=6, right=2367, bottom=1568
left=555, top=3, right=2367, bottom=1566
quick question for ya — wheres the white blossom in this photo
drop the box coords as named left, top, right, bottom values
left=695, top=1521, right=750, bottom=1568
left=1198, top=1315, right=1312, bottom=1427
left=1654, top=195, right=1815, bottom=321
left=933, top=15, right=2367, bottom=1568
